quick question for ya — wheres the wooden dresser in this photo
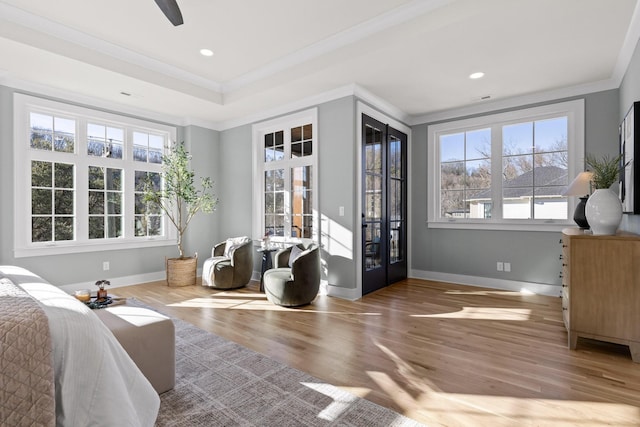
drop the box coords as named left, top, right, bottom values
left=561, top=228, right=640, bottom=362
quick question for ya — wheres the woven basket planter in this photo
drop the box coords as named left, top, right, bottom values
left=166, top=255, right=197, bottom=287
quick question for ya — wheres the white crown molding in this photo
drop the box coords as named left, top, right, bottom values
left=410, top=77, right=619, bottom=125
left=353, top=85, right=412, bottom=126
left=0, top=2, right=222, bottom=93
left=0, top=0, right=452, bottom=101
left=1, top=74, right=185, bottom=126
left=612, top=0, right=640, bottom=85
left=216, top=84, right=357, bottom=131
left=216, top=83, right=411, bottom=131
left=222, top=0, right=453, bottom=94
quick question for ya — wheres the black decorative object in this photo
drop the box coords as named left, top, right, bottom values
left=562, top=171, right=593, bottom=229
left=573, top=196, right=590, bottom=229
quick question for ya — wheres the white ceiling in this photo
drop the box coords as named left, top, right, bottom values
left=1, top=0, right=639, bottom=129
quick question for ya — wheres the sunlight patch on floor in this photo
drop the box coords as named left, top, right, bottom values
left=411, top=307, right=531, bottom=321
left=167, top=296, right=382, bottom=315
left=300, top=382, right=359, bottom=421
left=368, top=339, right=640, bottom=426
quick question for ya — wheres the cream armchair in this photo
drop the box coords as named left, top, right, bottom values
left=202, top=236, right=253, bottom=289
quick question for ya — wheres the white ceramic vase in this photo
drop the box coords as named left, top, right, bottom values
left=585, top=188, right=622, bottom=235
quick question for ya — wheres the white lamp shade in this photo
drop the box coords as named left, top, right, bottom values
left=562, top=171, right=593, bottom=196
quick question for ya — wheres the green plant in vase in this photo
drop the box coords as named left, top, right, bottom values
left=584, top=153, right=623, bottom=235
left=143, top=142, right=218, bottom=286
left=584, top=153, right=622, bottom=189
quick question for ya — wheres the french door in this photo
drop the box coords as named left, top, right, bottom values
left=362, top=114, right=407, bottom=295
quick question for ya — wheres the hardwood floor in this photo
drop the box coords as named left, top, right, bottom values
left=113, top=278, right=640, bottom=426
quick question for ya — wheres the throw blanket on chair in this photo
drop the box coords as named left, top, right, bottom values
left=0, top=278, right=55, bottom=427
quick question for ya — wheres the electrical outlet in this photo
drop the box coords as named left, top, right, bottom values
left=504, top=262, right=511, bottom=272
left=339, top=206, right=345, bottom=216
left=103, top=261, right=110, bottom=271
left=497, top=261, right=503, bottom=271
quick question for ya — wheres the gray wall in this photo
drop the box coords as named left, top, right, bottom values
left=619, top=38, right=640, bottom=233
left=0, top=86, right=220, bottom=286
left=182, top=125, right=221, bottom=262
left=217, top=96, right=358, bottom=287
left=411, top=89, right=620, bottom=289
left=318, top=97, right=357, bottom=288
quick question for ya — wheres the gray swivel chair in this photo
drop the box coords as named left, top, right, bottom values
left=202, top=236, right=253, bottom=289
left=263, top=244, right=320, bottom=307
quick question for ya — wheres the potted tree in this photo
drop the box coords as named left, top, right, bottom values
left=584, top=153, right=623, bottom=235
left=143, top=142, right=217, bottom=286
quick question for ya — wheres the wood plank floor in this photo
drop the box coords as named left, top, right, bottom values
left=113, top=278, right=640, bottom=426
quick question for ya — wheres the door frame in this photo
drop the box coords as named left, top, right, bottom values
left=356, top=102, right=412, bottom=298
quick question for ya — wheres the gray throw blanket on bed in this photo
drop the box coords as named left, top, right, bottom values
left=0, top=277, right=55, bottom=427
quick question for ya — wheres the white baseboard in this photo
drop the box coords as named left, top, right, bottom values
left=59, top=270, right=169, bottom=293
left=410, top=269, right=561, bottom=297
left=327, top=284, right=360, bottom=301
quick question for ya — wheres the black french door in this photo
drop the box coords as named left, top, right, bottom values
left=362, top=114, right=407, bottom=295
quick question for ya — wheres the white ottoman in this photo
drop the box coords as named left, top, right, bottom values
left=94, top=305, right=175, bottom=394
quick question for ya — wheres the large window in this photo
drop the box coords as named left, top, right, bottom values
left=428, top=100, right=584, bottom=230
left=14, top=94, right=177, bottom=257
left=252, top=109, right=318, bottom=242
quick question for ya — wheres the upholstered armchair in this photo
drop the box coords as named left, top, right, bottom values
left=202, top=236, right=253, bottom=289
left=263, top=244, right=320, bottom=307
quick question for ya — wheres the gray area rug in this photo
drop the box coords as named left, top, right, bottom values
left=128, top=301, right=425, bottom=426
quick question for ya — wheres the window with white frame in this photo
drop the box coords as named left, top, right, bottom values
left=427, top=100, right=584, bottom=230
left=14, top=94, right=177, bottom=257
left=252, top=109, right=318, bottom=242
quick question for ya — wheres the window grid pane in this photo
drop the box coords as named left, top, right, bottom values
left=502, top=118, right=568, bottom=220
left=440, top=128, right=491, bottom=219
left=88, top=123, right=124, bottom=159
left=88, top=167, right=123, bottom=239
left=134, top=171, right=163, bottom=237
left=30, top=112, right=76, bottom=153
left=31, top=160, right=75, bottom=242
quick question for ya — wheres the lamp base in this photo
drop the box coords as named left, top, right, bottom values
left=574, top=196, right=590, bottom=229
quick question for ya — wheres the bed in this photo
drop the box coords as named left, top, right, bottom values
left=0, top=265, right=159, bottom=427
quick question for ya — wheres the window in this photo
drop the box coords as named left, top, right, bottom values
left=14, top=94, right=176, bottom=257
left=252, top=109, right=318, bottom=242
left=428, top=100, right=584, bottom=230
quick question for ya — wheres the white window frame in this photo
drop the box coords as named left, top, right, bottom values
left=14, top=93, right=177, bottom=257
left=252, top=108, right=319, bottom=244
left=427, top=99, right=584, bottom=231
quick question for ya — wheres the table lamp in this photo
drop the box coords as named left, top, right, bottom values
left=562, top=171, right=593, bottom=229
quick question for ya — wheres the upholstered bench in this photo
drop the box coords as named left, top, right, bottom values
left=94, top=305, right=175, bottom=394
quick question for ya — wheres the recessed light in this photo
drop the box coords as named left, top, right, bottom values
left=469, top=72, right=485, bottom=79
left=200, top=49, right=214, bottom=57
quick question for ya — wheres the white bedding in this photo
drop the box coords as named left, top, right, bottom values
left=0, top=266, right=160, bottom=427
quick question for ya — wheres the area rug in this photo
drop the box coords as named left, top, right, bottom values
left=126, top=300, right=425, bottom=426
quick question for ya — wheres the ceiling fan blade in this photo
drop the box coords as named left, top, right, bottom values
left=154, top=0, right=184, bottom=26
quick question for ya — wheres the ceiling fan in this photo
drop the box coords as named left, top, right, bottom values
left=154, top=0, right=184, bottom=26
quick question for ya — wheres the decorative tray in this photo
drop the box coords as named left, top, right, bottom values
left=85, top=296, right=113, bottom=309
